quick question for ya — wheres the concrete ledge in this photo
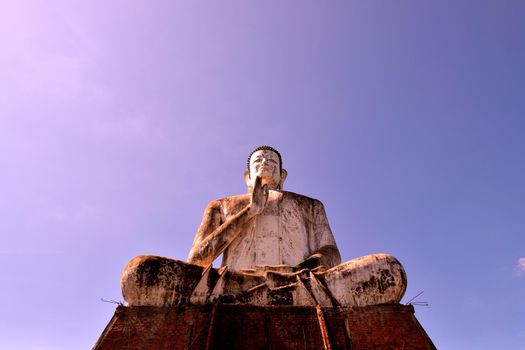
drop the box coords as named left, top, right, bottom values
left=93, top=304, right=436, bottom=350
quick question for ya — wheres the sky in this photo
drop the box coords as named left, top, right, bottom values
left=0, top=1, right=524, bottom=349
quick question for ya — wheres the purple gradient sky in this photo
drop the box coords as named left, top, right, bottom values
left=1, top=1, right=524, bottom=349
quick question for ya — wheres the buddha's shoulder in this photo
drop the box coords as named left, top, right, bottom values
left=206, top=194, right=250, bottom=209
left=281, top=191, right=324, bottom=207
left=204, top=191, right=325, bottom=209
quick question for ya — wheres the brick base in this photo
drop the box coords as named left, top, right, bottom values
left=93, top=304, right=435, bottom=350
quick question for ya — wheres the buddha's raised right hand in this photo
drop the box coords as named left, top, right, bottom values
left=249, top=176, right=268, bottom=216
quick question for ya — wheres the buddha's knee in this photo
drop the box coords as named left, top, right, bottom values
left=322, top=253, right=407, bottom=306
left=121, top=255, right=203, bottom=306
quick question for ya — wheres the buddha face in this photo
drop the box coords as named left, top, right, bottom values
left=249, top=150, right=281, bottom=188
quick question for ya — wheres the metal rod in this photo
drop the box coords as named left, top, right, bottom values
left=205, top=304, right=219, bottom=350
left=316, top=304, right=332, bottom=350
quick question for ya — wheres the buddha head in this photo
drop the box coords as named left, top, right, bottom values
left=244, top=146, right=288, bottom=191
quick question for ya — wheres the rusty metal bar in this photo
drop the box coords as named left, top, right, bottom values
left=205, top=303, right=219, bottom=350
left=316, top=304, right=332, bottom=350
left=343, top=317, right=352, bottom=349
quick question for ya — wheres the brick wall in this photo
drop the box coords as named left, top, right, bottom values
left=93, top=304, right=435, bottom=350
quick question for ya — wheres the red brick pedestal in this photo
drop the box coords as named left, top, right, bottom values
left=93, top=304, right=435, bottom=350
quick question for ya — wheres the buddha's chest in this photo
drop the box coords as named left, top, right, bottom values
left=250, top=192, right=309, bottom=265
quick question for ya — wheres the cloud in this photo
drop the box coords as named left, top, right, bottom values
left=516, top=258, right=525, bottom=277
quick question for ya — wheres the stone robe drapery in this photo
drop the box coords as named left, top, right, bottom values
left=191, top=190, right=341, bottom=270
left=121, top=191, right=407, bottom=307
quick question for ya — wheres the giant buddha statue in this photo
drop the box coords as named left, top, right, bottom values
left=121, top=146, right=407, bottom=307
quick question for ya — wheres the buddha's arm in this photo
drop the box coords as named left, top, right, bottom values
left=300, top=245, right=341, bottom=269
left=299, top=200, right=342, bottom=270
left=188, top=203, right=254, bottom=267
left=188, top=176, right=268, bottom=268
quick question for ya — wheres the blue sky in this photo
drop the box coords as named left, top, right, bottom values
left=1, top=1, right=524, bottom=349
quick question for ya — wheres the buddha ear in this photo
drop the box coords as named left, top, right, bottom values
left=243, top=169, right=251, bottom=187
left=279, top=168, right=288, bottom=189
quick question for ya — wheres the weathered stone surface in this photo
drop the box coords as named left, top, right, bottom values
left=121, top=255, right=203, bottom=306
left=93, top=304, right=436, bottom=350
left=323, top=254, right=407, bottom=307
left=121, top=146, right=407, bottom=307
left=121, top=254, right=406, bottom=307
left=190, top=190, right=340, bottom=270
